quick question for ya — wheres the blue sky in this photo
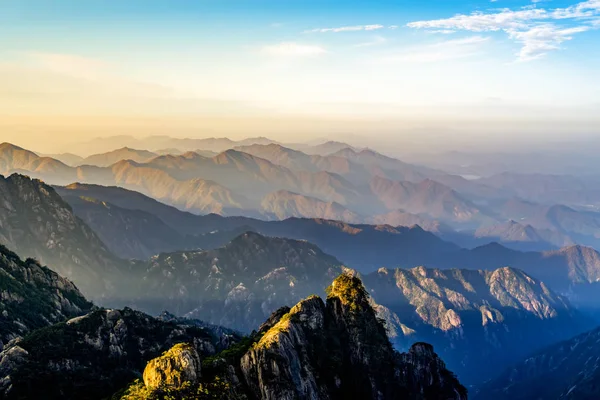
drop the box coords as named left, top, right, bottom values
left=1, top=0, right=599, bottom=130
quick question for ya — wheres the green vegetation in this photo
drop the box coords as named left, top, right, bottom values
left=118, top=377, right=232, bottom=400
left=326, top=273, right=369, bottom=311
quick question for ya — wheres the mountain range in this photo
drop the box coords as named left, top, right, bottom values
left=3, top=168, right=600, bottom=393
left=9, top=140, right=600, bottom=253
left=363, top=266, right=591, bottom=384
left=0, top=241, right=466, bottom=400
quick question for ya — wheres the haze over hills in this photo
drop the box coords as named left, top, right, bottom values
left=78, top=147, right=158, bottom=167
left=131, top=231, right=344, bottom=331
left=260, top=190, right=362, bottom=222
left=10, top=139, right=600, bottom=253
left=6, top=0, right=600, bottom=395
left=63, top=195, right=201, bottom=259
left=52, top=179, right=600, bottom=307
left=473, top=220, right=574, bottom=251
left=68, top=135, right=281, bottom=156
left=0, top=174, right=124, bottom=298
left=3, top=169, right=600, bottom=394
left=37, top=152, right=84, bottom=166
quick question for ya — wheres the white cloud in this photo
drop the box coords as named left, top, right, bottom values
left=407, top=9, right=548, bottom=32
left=261, top=42, right=327, bottom=56
left=509, top=25, right=589, bottom=60
left=431, top=30, right=457, bottom=34
left=304, top=24, right=384, bottom=33
left=380, top=36, right=489, bottom=63
left=406, top=0, right=599, bottom=61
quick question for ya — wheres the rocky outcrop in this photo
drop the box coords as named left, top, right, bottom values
left=0, top=244, right=92, bottom=345
left=0, top=308, right=238, bottom=400
left=143, top=343, right=201, bottom=389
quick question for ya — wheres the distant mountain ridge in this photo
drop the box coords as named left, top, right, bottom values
left=2, top=142, right=504, bottom=230
left=78, top=147, right=158, bottom=167
left=54, top=180, right=600, bottom=303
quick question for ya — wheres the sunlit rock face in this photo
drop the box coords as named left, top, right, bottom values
left=143, top=343, right=201, bottom=389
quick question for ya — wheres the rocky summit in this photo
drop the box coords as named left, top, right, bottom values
left=120, top=274, right=467, bottom=400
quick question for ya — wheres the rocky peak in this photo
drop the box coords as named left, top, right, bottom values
left=239, top=274, right=466, bottom=400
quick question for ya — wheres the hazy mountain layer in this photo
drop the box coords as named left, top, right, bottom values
left=0, top=174, right=124, bottom=298
left=63, top=195, right=200, bottom=259
left=57, top=182, right=460, bottom=270
left=260, top=189, right=362, bottom=222
left=78, top=147, right=158, bottom=167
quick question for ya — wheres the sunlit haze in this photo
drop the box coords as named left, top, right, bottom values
left=1, top=0, right=599, bottom=153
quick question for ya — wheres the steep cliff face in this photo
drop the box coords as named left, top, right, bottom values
left=239, top=274, right=467, bottom=400
left=241, top=296, right=330, bottom=400
left=399, top=343, right=468, bottom=400
left=0, top=244, right=92, bottom=346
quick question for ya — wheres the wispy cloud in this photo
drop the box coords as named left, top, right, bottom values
left=261, top=42, right=327, bottom=56
left=304, top=24, right=384, bottom=33
left=354, top=35, right=387, bottom=47
left=380, top=36, right=489, bottom=64
left=406, top=0, right=600, bottom=61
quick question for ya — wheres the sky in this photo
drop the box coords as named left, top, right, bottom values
left=1, top=0, right=599, bottom=151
